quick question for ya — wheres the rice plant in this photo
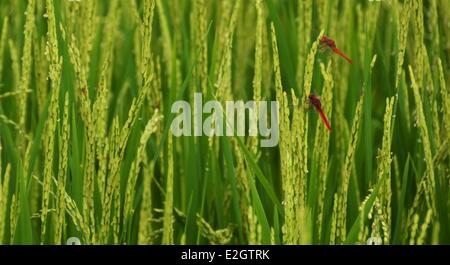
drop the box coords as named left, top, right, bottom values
left=0, top=0, right=449, bottom=245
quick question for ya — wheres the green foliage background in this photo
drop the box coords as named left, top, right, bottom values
left=0, top=0, right=449, bottom=244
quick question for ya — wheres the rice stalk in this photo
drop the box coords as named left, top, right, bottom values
left=66, top=32, right=96, bottom=239
left=292, top=31, right=324, bottom=244
left=330, top=192, right=339, bottom=244
left=54, top=92, right=70, bottom=244
left=428, top=0, right=440, bottom=64
left=296, top=0, right=312, bottom=87
left=215, top=0, right=241, bottom=102
left=63, top=190, right=90, bottom=243
left=156, top=0, right=173, bottom=77
left=162, top=132, right=174, bottom=244
left=100, top=117, right=120, bottom=243
left=412, top=0, right=425, bottom=89
left=18, top=0, right=35, bottom=131
left=437, top=59, right=450, bottom=140
left=79, top=0, right=96, bottom=75
left=409, top=213, right=420, bottom=244
left=0, top=114, right=29, bottom=140
left=422, top=48, right=441, bottom=146
left=315, top=62, right=333, bottom=240
left=395, top=0, right=412, bottom=90
left=194, top=0, right=208, bottom=95
left=124, top=110, right=162, bottom=228
left=196, top=214, right=233, bottom=245
left=138, top=159, right=155, bottom=244
left=276, top=23, right=324, bottom=244
left=358, top=189, right=374, bottom=244
left=233, top=3, right=255, bottom=95
left=0, top=16, right=8, bottom=83
left=0, top=90, right=32, bottom=100
left=335, top=91, right=365, bottom=244
left=367, top=0, right=380, bottom=52
left=101, top=83, right=149, bottom=243
left=271, top=22, right=297, bottom=244
left=416, top=208, right=433, bottom=245
left=8, top=40, right=20, bottom=97
left=41, top=0, right=63, bottom=244
left=142, top=0, right=159, bottom=113
left=9, top=194, right=19, bottom=243
left=376, top=96, right=396, bottom=244
left=302, top=30, right=324, bottom=97
left=248, top=0, right=265, bottom=156
left=317, top=0, right=327, bottom=32
left=0, top=164, right=11, bottom=244
left=33, top=36, right=48, bottom=115
left=93, top=0, right=119, bottom=204
left=409, top=65, right=436, bottom=212
left=270, top=23, right=292, bottom=244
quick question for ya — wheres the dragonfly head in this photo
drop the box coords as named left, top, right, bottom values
left=308, top=93, right=322, bottom=108
left=320, top=35, right=336, bottom=49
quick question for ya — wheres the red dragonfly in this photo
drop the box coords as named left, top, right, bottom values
left=319, top=35, right=353, bottom=64
left=308, top=93, right=331, bottom=132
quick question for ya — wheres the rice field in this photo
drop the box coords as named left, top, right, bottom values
left=0, top=0, right=449, bottom=245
